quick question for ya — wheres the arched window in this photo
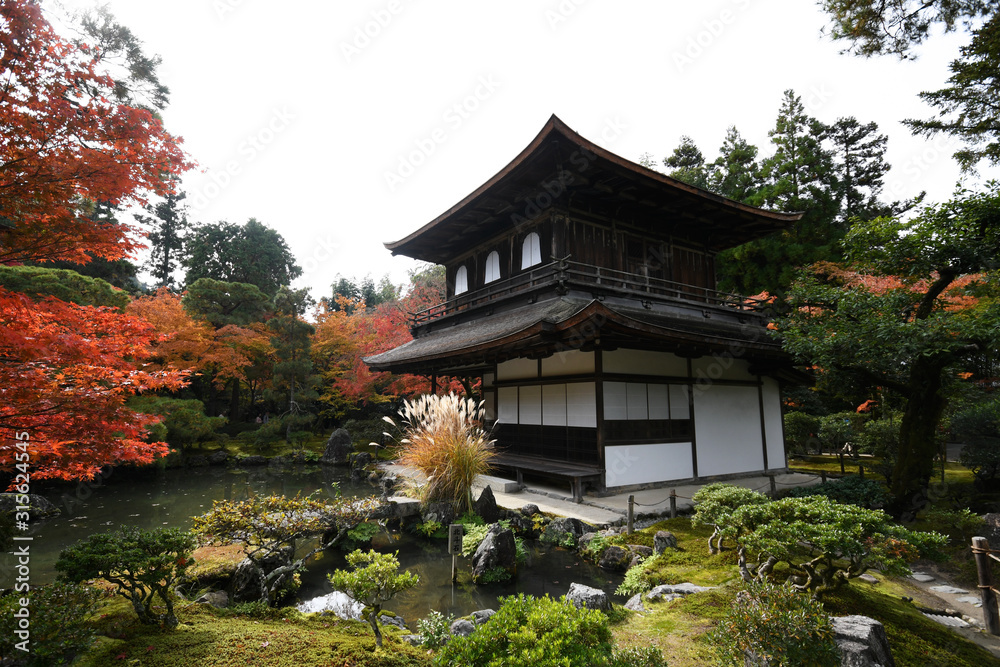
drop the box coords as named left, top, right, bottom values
left=521, top=231, right=541, bottom=269
left=484, top=250, right=501, bottom=283
left=454, top=265, right=468, bottom=295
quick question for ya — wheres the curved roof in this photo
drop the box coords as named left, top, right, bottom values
left=386, top=115, right=802, bottom=264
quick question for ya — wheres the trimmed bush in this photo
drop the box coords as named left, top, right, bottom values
left=328, top=550, right=419, bottom=648
left=691, top=483, right=769, bottom=554
left=787, top=475, right=890, bottom=510
left=709, top=580, right=840, bottom=666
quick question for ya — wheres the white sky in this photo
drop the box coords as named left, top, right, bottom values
left=59, top=0, right=998, bottom=299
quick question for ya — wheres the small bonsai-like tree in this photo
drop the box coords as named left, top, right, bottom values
left=192, top=492, right=381, bottom=606
left=724, top=495, right=947, bottom=596
left=55, top=526, right=195, bottom=626
left=691, top=483, right=770, bottom=554
left=387, top=392, right=496, bottom=513
left=328, top=549, right=419, bottom=648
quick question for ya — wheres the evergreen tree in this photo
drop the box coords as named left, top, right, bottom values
left=184, top=218, right=302, bottom=296
left=267, top=286, right=320, bottom=442
left=827, top=117, right=890, bottom=223
left=138, top=191, right=191, bottom=290
left=326, top=274, right=399, bottom=314
left=708, top=126, right=762, bottom=203
left=904, top=10, right=1000, bottom=171
left=664, top=135, right=709, bottom=189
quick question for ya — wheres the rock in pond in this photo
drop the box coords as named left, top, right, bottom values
left=472, top=523, right=517, bottom=584
left=566, top=582, right=611, bottom=612
left=540, top=517, right=588, bottom=548
left=474, top=485, right=502, bottom=523
left=321, top=428, right=354, bottom=465
left=598, top=545, right=632, bottom=572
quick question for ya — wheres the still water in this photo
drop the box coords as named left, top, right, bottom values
left=3, top=464, right=622, bottom=621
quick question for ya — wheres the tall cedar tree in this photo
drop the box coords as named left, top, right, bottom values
left=708, top=126, right=762, bottom=203
left=138, top=190, right=191, bottom=290
left=827, top=117, right=891, bottom=223
left=0, top=1, right=191, bottom=483
left=268, top=287, right=320, bottom=440
left=777, top=187, right=1000, bottom=513
left=184, top=218, right=302, bottom=296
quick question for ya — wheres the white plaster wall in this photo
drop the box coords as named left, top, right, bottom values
left=693, top=384, right=764, bottom=476
left=519, top=385, right=542, bottom=425
left=604, top=381, right=628, bottom=420
left=483, top=389, right=496, bottom=421
left=669, top=384, right=690, bottom=419
left=762, top=377, right=786, bottom=469
left=605, top=442, right=694, bottom=487
left=648, top=383, right=669, bottom=419
left=541, top=350, right=594, bottom=377
left=498, top=387, right=518, bottom=423
left=691, top=356, right=756, bottom=382
left=542, top=384, right=567, bottom=426
left=497, top=358, right=538, bottom=381
left=567, top=382, right=596, bottom=428
left=603, top=349, right=687, bottom=376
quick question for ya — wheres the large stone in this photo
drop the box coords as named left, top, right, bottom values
left=653, top=531, right=678, bottom=553
left=321, top=428, right=354, bottom=465
left=520, top=503, right=541, bottom=517
left=195, top=590, right=229, bottom=608
left=379, top=613, right=407, bottom=630
left=598, top=545, right=632, bottom=572
left=566, top=582, right=611, bottom=612
left=982, top=513, right=1000, bottom=545
left=450, top=619, right=475, bottom=637
left=471, top=609, right=495, bottom=625
left=0, top=493, right=60, bottom=520
left=540, top=517, right=586, bottom=548
left=646, top=583, right=713, bottom=601
left=474, top=486, right=502, bottom=523
left=472, top=524, right=517, bottom=584
left=628, top=544, right=654, bottom=558
left=422, top=501, right=456, bottom=526
left=831, top=615, right=895, bottom=667
left=208, top=450, right=229, bottom=465
left=624, top=593, right=647, bottom=613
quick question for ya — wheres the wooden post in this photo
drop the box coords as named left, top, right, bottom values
left=820, top=471, right=827, bottom=484
left=627, top=495, right=634, bottom=534
left=768, top=475, right=776, bottom=497
left=973, top=536, right=1000, bottom=635
left=669, top=489, right=677, bottom=519
left=448, top=524, right=464, bottom=584
left=859, top=465, right=865, bottom=479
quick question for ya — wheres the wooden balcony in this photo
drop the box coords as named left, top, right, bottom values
left=409, top=258, right=767, bottom=327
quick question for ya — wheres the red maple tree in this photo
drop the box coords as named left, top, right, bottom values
left=0, top=1, right=192, bottom=483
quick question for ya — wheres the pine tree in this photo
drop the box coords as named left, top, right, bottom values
left=827, top=117, right=891, bottom=223
left=708, top=126, right=762, bottom=203
left=664, top=135, right=709, bottom=189
left=139, top=191, right=191, bottom=290
left=267, top=287, right=320, bottom=443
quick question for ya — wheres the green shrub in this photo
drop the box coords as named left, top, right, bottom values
left=784, top=411, right=821, bottom=455
left=412, top=520, right=446, bottom=539
left=417, top=609, right=456, bottom=648
left=787, top=475, right=890, bottom=510
left=433, top=593, right=664, bottom=667
left=55, top=526, right=195, bottom=626
left=0, top=582, right=101, bottom=667
left=922, top=506, right=984, bottom=544
left=709, top=580, right=840, bottom=666
left=616, top=553, right=665, bottom=597
left=343, top=521, right=381, bottom=549
left=856, top=416, right=901, bottom=483
left=128, top=396, right=225, bottom=447
left=818, top=411, right=866, bottom=454
left=328, top=550, right=419, bottom=648
left=956, top=401, right=1000, bottom=485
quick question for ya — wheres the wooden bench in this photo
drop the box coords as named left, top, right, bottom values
left=492, top=454, right=603, bottom=503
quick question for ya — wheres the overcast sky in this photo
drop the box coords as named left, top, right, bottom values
left=60, top=0, right=998, bottom=298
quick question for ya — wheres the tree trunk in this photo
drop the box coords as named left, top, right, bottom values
left=890, top=356, right=949, bottom=518
left=229, top=378, right=241, bottom=423
left=369, top=606, right=383, bottom=647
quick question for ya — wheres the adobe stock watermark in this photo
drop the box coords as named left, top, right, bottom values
left=885, top=133, right=962, bottom=202
left=297, top=232, right=342, bottom=286
left=383, top=75, right=501, bottom=193
left=212, top=0, right=249, bottom=20
left=545, top=0, right=589, bottom=31
left=672, top=0, right=751, bottom=74
left=340, top=0, right=409, bottom=64
left=189, top=107, right=295, bottom=212
left=11, top=430, right=32, bottom=655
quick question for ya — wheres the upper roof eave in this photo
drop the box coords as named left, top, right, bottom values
left=384, top=114, right=803, bottom=260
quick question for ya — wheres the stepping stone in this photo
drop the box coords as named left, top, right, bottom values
left=910, top=573, right=935, bottom=583
left=923, top=613, right=970, bottom=628
left=956, top=596, right=983, bottom=607
left=930, top=585, right=970, bottom=595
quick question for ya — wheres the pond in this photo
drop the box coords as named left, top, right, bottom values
left=2, top=464, right=623, bottom=622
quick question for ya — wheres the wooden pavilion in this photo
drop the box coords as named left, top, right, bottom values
left=365, top=115, right=803, bottom=499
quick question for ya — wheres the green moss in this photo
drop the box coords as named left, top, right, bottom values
left=75, top=595, right=431, bottom=667
left=609, top=532, right=655, bottom=549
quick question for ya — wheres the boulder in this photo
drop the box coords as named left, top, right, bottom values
left=520, top=503, right=541, bottom=517
left=379, top=613, right=407, bottom=630
left=195, top=590, right=229, bottom=608
left=401, top=634, right=422, bottom=646
left=379, top=474, right=398, bottom=498
left=422, top=501, right=456, bottom=526
left=831, top=615, right=895, bottom=667
left=451, top=619, right=475, bottom=637
left=321, top=428, right=354, bottom=465
left=471, top=609, right=495, bottom=625
left=474, top=486, right=502, bottom=523
left=624, top=593, right=647, bottom=613
left=0, top=493, right=60, bottom=520
left=186, top=454, right=209, bottom=467
left=628, top=544, right=654, bottom=558
left=646, top=582, right=713, bottom=602
left=566, top=582, right=611, bottom=612
left=540, top=517, right=587, bottom=548
left=579, top=532, right=599, bottom=551
left=208, top=450, right=229, bottom=465
left=653, top=531, right=678, bottom=553
left=598, top=545, right=632, bottom=572
left=472, top=524, right=518, bottom=584
left=504, top=512, right=533, bottom=536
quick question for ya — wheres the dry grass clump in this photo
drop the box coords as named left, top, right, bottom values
left=386, top=393, right=495, bottom=513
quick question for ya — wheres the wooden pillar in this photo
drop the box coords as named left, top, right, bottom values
left=430, top=374, right=437, bottom=395
left=757, top=381, right=769, bottom=471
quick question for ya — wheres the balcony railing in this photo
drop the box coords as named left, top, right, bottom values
left=409, top=258, right=768, bottom=327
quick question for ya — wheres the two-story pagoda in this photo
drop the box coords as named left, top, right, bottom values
left=365, top=115, right=802, bottom=499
